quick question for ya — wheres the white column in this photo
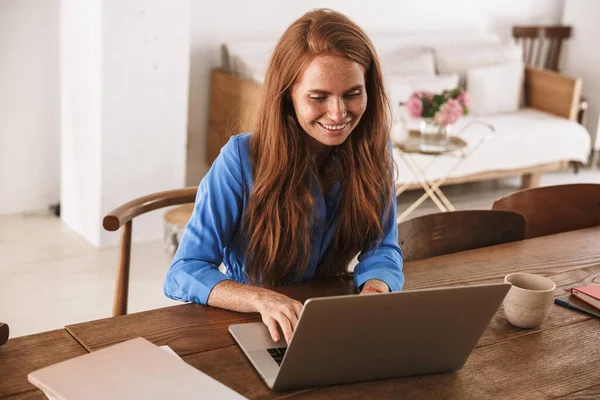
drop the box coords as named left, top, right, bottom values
left=60, top=0, right=190, bottom=247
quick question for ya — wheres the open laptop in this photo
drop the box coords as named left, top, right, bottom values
left=229, top=283, right=510, bottom=392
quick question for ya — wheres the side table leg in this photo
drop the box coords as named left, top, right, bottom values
left=397, top=152, right=447, bottom=212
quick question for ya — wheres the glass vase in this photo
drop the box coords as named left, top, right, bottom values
left=419, top=119, right=451, bottom=153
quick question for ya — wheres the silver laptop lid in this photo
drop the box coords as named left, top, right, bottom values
left=272, top=283, right=510, bottom=391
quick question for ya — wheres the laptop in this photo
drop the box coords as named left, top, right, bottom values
left=229, top=283, right=510, bottom=392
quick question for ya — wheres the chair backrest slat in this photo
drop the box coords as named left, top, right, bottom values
left=534, top=36, right=544, bottom=68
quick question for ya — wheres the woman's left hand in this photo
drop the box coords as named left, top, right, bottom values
left=360, top=279, right=390, bottom=295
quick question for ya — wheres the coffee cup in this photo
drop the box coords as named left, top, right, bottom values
left=503, top=272, right=556, bottom=329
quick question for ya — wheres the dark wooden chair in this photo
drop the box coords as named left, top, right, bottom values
left=513, top=25, right=587, bottom=126
left=103, top=187, right=198, bottom=316
left=492, top=184, right=600, bottom=239
left=398, top=210, right=526, bottom=262
left=513, top=25, right=571, bottom=71
left=0, top=322, right=8, bottom=346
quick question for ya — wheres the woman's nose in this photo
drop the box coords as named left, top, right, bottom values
left=327, top=98, right=347, bottom=121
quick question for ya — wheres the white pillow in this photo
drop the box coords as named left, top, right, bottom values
left=467, top=62, right=524, bottom=116
left=380, top=48, right=436, bottom=77
left=435, top=42, right=522, bottom=86
left=386, top=74, right=460, bottom=121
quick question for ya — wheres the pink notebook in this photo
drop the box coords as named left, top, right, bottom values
left=28, top=337, right=247, bottom=400
left=569, top=285, right=600, bottom=311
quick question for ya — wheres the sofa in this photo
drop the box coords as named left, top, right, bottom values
left=207, top=30, right=591, bottom=193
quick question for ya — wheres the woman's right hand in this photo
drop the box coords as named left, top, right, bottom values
left=255, top=290, right=303, bottom=345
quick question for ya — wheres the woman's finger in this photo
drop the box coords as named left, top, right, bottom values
left=360, top=288, right=380, bottom=295
left=263, top=317, right=280, bottom=342
left=293, top=301, right=303, bottom=319
left=274, top=313, right=293, bottom=345
left=282, top=305, right=299, bottom=331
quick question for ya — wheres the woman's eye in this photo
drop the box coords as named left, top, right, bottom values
left=309, top=96, right=326, bottom=102
left=346, top=92, right=361, bottom=98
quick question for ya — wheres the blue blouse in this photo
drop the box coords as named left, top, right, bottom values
left=164, top=133, right=404, bottom=304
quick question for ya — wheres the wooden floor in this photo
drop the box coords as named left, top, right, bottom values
left=2, top=170, right=600, bottom=338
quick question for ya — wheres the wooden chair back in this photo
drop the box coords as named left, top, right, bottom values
left=0, top=322, right=8, bottom=346
left=493, top=184, right=600, bottom=239
left=103, top=187, right=198, bottom=316
left=512, top=25, right=572, bottom=71
left=398, top=210, right=526, bottom=262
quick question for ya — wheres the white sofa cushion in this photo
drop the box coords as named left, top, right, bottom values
left=467, top=62, right=524, bottom=116
left=435, top=42, right=522, bottom=86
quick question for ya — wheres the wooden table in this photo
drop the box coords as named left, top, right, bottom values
left=4, top=226, right=600, bottom=399
left=0, top=330, right=87, bottom=399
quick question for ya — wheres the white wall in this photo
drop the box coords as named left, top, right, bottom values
left=60, top=0, right=190, bottom=247
left=0, top=0, right=59, bottom=215
left=186, top=0, right=566, bottom=184
left=562, top=0, right=600, bottom=155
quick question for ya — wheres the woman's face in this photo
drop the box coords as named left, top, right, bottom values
left=291, top=54, right=367, bottom=154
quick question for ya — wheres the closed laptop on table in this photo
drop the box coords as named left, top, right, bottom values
left=28, top=337, right=246, bottom=399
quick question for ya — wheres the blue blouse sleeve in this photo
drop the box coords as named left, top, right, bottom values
left=353, top=160, right=404, bottom=292
left=163, top=136, right=243, bottom=304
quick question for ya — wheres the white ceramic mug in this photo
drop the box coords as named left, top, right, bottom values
left=503, top=272, right=556, bottom=329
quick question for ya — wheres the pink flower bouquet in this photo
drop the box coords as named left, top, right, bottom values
left=406, top=88, right=470, bottom=127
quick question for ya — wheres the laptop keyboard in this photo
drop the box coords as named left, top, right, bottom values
left=267, top=347, right=287, bottom=366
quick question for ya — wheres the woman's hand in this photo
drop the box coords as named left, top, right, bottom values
left=255, top=290, right=304, bottom=344
left=207, top=281, right=303, bottom=344
left=360, top=279, right=390, bottom=295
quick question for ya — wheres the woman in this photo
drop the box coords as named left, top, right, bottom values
left=164, top=9, right=403, bottom=345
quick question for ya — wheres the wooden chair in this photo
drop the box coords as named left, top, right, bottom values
left=513, top=25, right=587, bottom=126
left=103, top=187, right=198, bottom=316
left=398, top=210, right=526, bottom=262
left=492, top=184, right=600, bottom=239
left=512, top=25, right=572, bottom=71
left=0, top=322, right=8, bottom=346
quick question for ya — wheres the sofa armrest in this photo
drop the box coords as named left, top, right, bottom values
left=524, top=66, right=582, bottom=121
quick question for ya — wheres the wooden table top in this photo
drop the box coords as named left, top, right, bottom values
left=61, top=226, right=600, bottom=399
left=4, top=226, right=600, bottom=399
left=64, top=277, right=357, bottom=356
left=0, top=329, right=87, bottom=399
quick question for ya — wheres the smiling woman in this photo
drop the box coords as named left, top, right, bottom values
left=164, top=8, right=403, bottom=345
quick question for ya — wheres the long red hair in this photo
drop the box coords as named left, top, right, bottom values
left=243, top=9, right=393, bottom=287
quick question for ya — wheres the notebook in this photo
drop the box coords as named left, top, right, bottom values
left=28, top=337, right=247, bottom=400
left=568, top=285, right=600, bottom=311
